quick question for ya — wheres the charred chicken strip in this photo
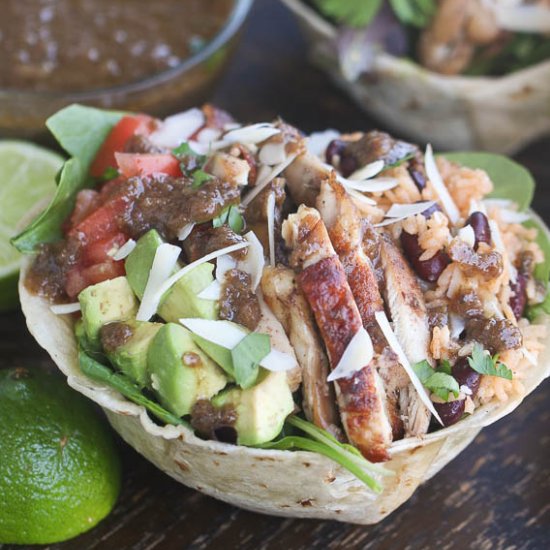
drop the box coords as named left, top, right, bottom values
left=379, top=235, right=433, bottom=436
left=316, top=176, right=403, bottom=438
left=283, top=205, right=394, bottom=461
left=284, top=152, right=331, bottom=207
left=261, top=265, right=341, bottom=438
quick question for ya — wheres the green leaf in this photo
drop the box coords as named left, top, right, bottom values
left=12, top=158, right=86, bottom=252
left=78, top=350, right=187, bottom=426
left=523, top=218, right=550, bottom=284
left=438, top=359, right=452, bottom=375
left=172, top=142, right=207, bottom=177
left=231, top=333, right=270, bottom=389
left=46, top=104, right=124, bottom=172
left=97, top=166, right=120, bottom=183
left=389, top=0, right=437, bottom=28
left=467, top=343, right=513, bottom=380
left=441, top=152, right=535, bottom=211
left=212, top=205, right=244, bottom=233
left=192, top=169, right=213, bottom=189
left=313, top=0, right=383, bottom=27
left=526, top=291, right=550, bottom=322
left=412, top=360, right=459, bottom=401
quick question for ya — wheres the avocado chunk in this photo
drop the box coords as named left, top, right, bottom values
left=147, top=323, right=227, bottom=416
left=158, top=263, right=218, bottom=323
left=125, top=229, right=218, bottom=322
left=125, top=229, right=164, bottom=299
left=211, top=371, right=294, bottom=445
left=101, top=320, right=162, bottom=388
left=78, top=276, right=138, bottom=347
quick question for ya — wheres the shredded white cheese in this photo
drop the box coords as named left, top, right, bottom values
left=267, top=191, right=276, bottom=268
left=425, top=145, right=460, bottom=225
left=348, top=160, right=385, bottom=181
left=327, top=327, right=374, bottom=382
left=237, top=231, right=265, bottom=290
left=242, top=153, right=298, bottom=208
left=306, top=130, right=340, bottom=158
left=177, top=223, right=195, bottom=241
left=50, top=302, right=81, bottom=315
left=216, top=254, right=237, bottom=282
left=458, top=225, right=476, bottom=248
left=136, top=243, right=182, bottom=321
left=259, top=349, right=297, bottom=372
left=346, top=188, right=378, bottom=209
left=209, top=123, right=281, bottom=151
left=149, top=108, right=205, bottom=148
left=375, top=201, right=436, bottom=227
left=180, top=318, right=247, bottom=348
left=111, top=239, right=136, bottom=261
left=341, top=177, right=398, bottom=194
left=196, top=280, right=222, bottom=300
left=374, top=311, right=444, bottom=425
left=259, top=141, right=287, bottom=166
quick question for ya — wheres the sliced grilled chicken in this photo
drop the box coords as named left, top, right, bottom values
left=282, top=206, right=394, bottom=462
left=379, top=235, right=433, bottom=436
left=317, top=176, right=403, bottom=439
left=256, top=292, right=301, bottom=392
left=261, top=265, right=342, bottom=438
left=284, top=152, right=330, bottom=207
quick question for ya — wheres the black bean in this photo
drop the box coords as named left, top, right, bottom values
left=325, top=139, right=347, bottom=166
left=509, top=273, right=528, bottom=320
left=452, top=357, right=481, bottom=397
left=400, top=231, right=450, bottom=282
left=466, top=211, right=491, bottom=249
left=434, top=398, right=466, bottom=427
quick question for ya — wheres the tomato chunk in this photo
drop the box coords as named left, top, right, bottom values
left=90, top=114, right=155, bottom=178
left=83, top=232, right=128, bottom=265
left=115, top=152, right=181, bottom=178
left=68, top=195, right=128, bottom=246
left=81, top=261, right=126, bottom=286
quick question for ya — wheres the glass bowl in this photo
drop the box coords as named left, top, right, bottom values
left=0, top=0, right=253, bottom=140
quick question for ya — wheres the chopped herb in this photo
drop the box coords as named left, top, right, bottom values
left=255, top=415, right=392, bottom=493
left=213, top=205, right=244, bottom=233
left=312, top=0, right=383, bottom=27
left=192, top=169, right=213, bottom=189
left=97, top=166, right=119, bottom=183
left=172, top=142, right=206, bottom=176
left=467, top=344, right=513, bottom=380
left=231, top=333, right=270, bottom=389
left=382, top=152, right=415, bottom=170
left=388, top=0, right=437, bottom=28
left=78, top=350, right=187, bottom=426
left=413, top=359, right=459, bottom=401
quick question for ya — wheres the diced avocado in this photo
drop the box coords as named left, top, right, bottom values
left=125, top=229, right=165, bottom=299
left=78, top=276, right=138, bottom=347
left=125, top=229, right=218, bottom=322
left=211, top=371, right=294, bottom=445
left=158, top=263, right=218, bottom=322
left=101, top=320, right=162, bottom=388
left=147, top=323, right=227, bottom=416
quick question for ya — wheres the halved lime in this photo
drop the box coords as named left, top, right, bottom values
left=0, top=141, right=63, bottom=311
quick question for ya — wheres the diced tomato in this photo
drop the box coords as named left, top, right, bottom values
left=64, top=189, right=102, bottom=233
left=115, top=152, right=181, bottom=178
left=65, top=268, right=88, bottom=299
left=90, top=114, right=156, bottom=178
left=83, top=232, right=128, bottom=265
left=68, top=195, right=128, bottom=245
left=81, top=261, right=126, bottom=286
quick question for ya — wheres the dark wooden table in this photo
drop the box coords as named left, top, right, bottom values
left=2, top=1, right=549, bottom=548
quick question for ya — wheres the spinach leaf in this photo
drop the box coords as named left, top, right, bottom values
left=46, top=104, right=124, bottom=171
left=12, top=158, right=85, bottom=252
left=79, top=350, right=187, bottom=426
left=312, top=0, right=383, bottom=27
left=441, top=152, right=535, bottom=211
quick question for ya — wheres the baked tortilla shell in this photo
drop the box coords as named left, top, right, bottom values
left=281, top=0, right=550, bottom=155
left=18, top=212, right=550, bottom=525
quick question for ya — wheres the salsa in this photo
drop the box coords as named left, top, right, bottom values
left=0, top=0, right=233, bottom=92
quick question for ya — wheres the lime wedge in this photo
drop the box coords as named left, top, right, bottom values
left=0, top=141, right=63, bottom=311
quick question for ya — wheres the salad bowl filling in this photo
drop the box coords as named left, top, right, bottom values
left=14, top=104, right=550, bottom=523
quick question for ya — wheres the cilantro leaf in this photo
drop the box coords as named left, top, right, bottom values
left=312, top=0, right=383, bottom=28
left=231, top=332, right=270, bottom=389
left=172, top=142, right=206, bottom=176
left=412, top=360, right=459, bottom=401
left=389, top=0, right=437, bottom=28
left=97, top=166, right=119, bottom=183
left=467, top=344, right=513, bottom=380
left=213, top=205, right=244, bottom=233
left=192, top=169, right=213, bottom=189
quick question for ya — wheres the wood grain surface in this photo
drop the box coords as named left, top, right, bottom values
left=1, top=0, right=549, bottom=548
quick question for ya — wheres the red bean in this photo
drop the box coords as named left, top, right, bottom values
left=509, top=273, right=528, bottom=320
left=452, top=357, right=481, bottom=397
left=434, top=398, right=465, bottom=427
left=400, top=231, right=450, bottom=282
left=466, top=211, right=491, bottom=249
left=325, top=139, right=346, bottom=166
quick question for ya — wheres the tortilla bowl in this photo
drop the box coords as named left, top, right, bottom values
left=281, top=0, right=550, bottom=155
left=17, top=208, right=550, bottom=525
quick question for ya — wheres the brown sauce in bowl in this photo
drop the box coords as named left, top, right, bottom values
left=0, top=0, right=233, bottom=92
